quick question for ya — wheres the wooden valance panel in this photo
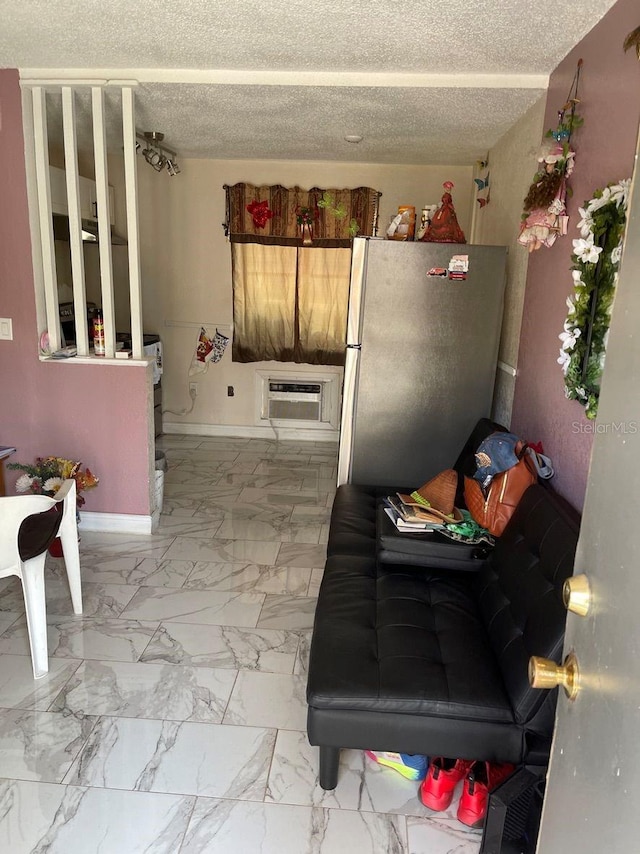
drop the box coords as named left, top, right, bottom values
left=224, top=183, right=381, bottom=247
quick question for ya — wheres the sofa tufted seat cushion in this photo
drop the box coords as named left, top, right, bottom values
left=309, top=556, right=513, bottom=723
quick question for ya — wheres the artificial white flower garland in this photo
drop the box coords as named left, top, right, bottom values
left=558, top=179, right=630, bottom=419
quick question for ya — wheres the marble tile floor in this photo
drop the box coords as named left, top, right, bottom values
left=0, top=435, right=481, bottom=854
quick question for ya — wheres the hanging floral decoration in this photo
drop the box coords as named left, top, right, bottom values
left=246, top=199, right=274, bottom=229
left=296, top=206, right=316, bottom=245
left=317, top=191, right=347, bottom=220
left=296, top=206, right=316, bottom=227
left=315, top=191, right=360, bottom=237
left=518, top=60, right=583, bottom=252
left=623, top=25, right=640, bottom=59
left=558, top=179, right=630, bottom=419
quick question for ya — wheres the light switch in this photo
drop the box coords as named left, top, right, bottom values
left=0, top=318, right=13, bottom=341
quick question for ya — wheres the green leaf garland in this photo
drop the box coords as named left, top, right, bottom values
left=558, top=179, right=630, bottom=419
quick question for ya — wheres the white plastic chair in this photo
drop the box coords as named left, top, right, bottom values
left=0, top=478, right=83, bottom=678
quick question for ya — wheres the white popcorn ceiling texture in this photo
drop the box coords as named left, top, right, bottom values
left=1, top=0, right=617, bottom=164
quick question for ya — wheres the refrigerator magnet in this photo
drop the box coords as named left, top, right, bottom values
left=448, top=254, right=469, bottom=280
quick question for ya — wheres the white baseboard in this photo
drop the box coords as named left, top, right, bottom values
left=162, top=422, right=339, bottom=442
left=79, top=512, right=153, bottom=534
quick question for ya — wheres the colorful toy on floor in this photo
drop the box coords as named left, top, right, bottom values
left=365, top=751, right=428, bottom=781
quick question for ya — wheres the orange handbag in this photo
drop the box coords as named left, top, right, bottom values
left=464, top=452, right=537, bottom=537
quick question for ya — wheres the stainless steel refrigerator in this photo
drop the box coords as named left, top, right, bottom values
left=337, top=237, right=507, bottom=487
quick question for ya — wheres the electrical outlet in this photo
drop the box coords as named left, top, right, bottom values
left=0, top=318, right=13, bottom=340
left=189, top=382, right=198, bottom=396
left=227, top=385, right=234, bottom=397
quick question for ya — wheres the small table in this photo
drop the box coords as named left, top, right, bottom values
left=0, top=446, right=16, bottom=496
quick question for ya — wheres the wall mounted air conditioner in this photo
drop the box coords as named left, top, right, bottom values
left=255, top=369, right=341, bottom=431
left=263, top=380, right=323, bottom=422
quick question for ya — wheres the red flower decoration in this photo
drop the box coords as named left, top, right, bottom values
left=246, top=199, right=274, bottom=229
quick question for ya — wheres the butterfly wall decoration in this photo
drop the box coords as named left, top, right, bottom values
left=475, top=171, right=490, bottom=208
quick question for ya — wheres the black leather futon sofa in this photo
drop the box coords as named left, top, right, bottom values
left=306, top=427, right=580, bottom=791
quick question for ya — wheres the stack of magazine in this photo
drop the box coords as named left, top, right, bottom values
left=383, top=495, right=445, bottom=533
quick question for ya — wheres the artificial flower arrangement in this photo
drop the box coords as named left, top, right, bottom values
left=317, top=191, right=360, bottom=237
left=8, top=456, right=99, bottom=507
left=558, top=179, right=630, bottom=419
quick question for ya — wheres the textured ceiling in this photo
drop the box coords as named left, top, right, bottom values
left=1, top=0, right=618, bottom=164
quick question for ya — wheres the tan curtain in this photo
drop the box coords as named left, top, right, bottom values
left=232, top=243, right=298, bottom=362
left=232, top=243, right=351, bottom=365
left=297, top=248, right=351, bottom=365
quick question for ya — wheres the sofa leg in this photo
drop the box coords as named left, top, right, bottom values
left=319, top=746, right=340, bottom=790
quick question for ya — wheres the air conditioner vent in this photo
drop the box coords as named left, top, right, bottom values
left=269, top=399, right=321, bottom=421
left=263, top=378, right=324, bottom=422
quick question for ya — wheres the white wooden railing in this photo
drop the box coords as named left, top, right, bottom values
left=23, top=82, right=144, bottom=361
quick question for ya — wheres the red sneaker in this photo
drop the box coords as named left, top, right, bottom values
left=419, top=758, right=473, bottom=811
left=456, top=761, right=516, bottom=828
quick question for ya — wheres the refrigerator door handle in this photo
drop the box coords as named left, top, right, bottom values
left=337, top=346, right=360, bottom=487
left=346, top=344, right=361, bottom=350
left=345, top=238, right=367, bottom=346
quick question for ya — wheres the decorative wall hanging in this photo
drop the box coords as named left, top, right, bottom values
left=297, top=206, right=315, bottom=245
left=189, top=327, right=230, bottom=375
left=317, top=192, right=360, bottom=237
left=475, top=171, right=490, bottom=209
left=518, top=60, right=583, bottom=252
left=317, top=191, right=346, bottom=219
left=224, top=184, right=380, bottom=247
left=421, top=182, right=466, bottom=243
left=557, top=179, right=630, bottom=419
left=246, top=199, right=274, bottom=229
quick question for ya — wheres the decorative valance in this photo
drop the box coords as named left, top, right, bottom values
left=223, top=183, right=381, bottom=247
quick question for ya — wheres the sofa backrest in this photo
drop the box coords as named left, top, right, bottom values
left=474, top=484, right=580, bottom=725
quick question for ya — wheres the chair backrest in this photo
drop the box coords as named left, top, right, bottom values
left=0, top=494, right=57, bottom=575
left=0, top=480, right=76, bottom=575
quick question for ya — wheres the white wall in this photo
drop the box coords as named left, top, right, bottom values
left=132, top=158, right=473, bottom=433
left=471, top=96, right=546, bottom=426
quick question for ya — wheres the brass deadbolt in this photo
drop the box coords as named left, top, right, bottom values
left=563, top=574, right=591, bottom=616
left=529, top=651, right=581, bottom=700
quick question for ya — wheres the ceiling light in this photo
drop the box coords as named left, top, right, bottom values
left=344, top=134, right=363, bottom=144
left=136, top=130, right=181, bottom=177
left=165, top=158, right=181, bottom=177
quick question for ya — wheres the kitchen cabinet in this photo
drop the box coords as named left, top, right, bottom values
left=49, top=165, right=114, bottom=223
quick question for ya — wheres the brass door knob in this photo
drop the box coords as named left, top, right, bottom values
left=563, top=574, right=591, bottom=616
left=528, top=651, right=580, bottom=700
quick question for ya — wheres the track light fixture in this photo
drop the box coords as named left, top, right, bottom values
left=136, top=131, right=181, bottom=177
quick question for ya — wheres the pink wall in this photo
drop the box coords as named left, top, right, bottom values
left=0, top=69, right=152, bottom=516
left=511, top=0, right=640, bottom=511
